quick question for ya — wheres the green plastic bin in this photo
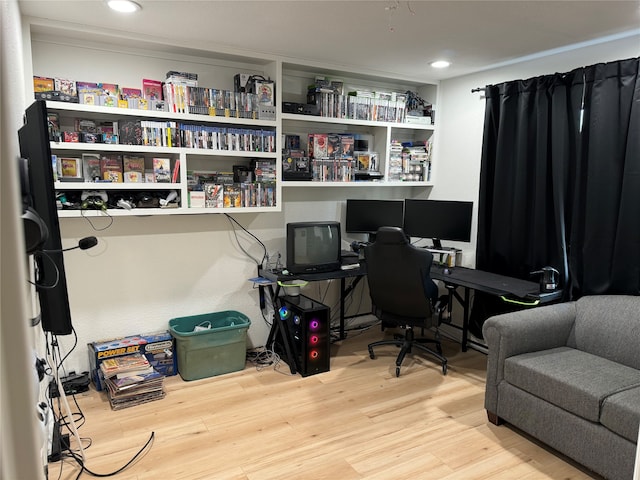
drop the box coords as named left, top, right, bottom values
left=168, top=311, right=251, bottom=381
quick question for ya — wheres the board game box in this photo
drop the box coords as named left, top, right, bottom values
left=88, top=330, right=177, bottom=391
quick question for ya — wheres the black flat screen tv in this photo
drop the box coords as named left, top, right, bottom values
left=19, top=100, right=73, bottom=335
left=345, top=199, right=404, bottom=240
left=403, top=199, right=473, bottom=249
left=286, top=222, right=342, bottom=274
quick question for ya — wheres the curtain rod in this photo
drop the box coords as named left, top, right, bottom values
left=471, top=87, right=486, bottom=93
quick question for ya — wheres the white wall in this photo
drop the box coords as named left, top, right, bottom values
left=1, top=1, right=47, bottom=478
left=433, top=33, right=640, bottom=268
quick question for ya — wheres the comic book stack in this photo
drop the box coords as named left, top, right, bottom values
left=99, top=353, right=166, bottom=410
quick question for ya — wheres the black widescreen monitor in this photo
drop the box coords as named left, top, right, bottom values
left=345, top=199, right=404, bottom=239
left=403, top=199, right=473, bottom=249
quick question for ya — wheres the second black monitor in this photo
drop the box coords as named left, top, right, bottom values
left=403, top=199, right=473, bottom=249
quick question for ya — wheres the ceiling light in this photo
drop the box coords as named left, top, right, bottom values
left=430, top=60, right=451, bottom=69
left=107, top=0, right=141, bottom=13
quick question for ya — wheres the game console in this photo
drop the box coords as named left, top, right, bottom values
left=61, top=371, right=90, bottom=395
left=80, top=190, right=108, bottom=210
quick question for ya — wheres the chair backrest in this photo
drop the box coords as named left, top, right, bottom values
left=364, top=226, right=436, bottom=326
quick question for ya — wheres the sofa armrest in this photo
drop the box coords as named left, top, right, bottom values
left=482, top=301, right=577, bottom=416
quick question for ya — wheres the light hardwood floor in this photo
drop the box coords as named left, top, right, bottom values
left=49, top=325, right=598, bottom=480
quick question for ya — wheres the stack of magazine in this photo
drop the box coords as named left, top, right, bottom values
left=100, top=353, right=165, bottom=410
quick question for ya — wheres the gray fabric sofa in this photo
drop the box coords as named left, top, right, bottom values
left=483, top=295, right=640, bottom=480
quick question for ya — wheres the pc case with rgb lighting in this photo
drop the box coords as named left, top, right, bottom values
left=276, top=294, right=330, bottom=377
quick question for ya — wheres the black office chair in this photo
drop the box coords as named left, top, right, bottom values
left=365, top=226, right=447, bottom=376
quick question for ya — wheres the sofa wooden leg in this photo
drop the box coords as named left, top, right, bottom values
left=487, top=411, right=504, bottom=425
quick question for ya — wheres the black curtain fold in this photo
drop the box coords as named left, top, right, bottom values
left=471, top=57, right=640, bottom=337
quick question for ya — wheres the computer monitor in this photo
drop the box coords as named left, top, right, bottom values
left=345, top=199, right=404, bottom=241
left=403, top=199, right=473, bottom=249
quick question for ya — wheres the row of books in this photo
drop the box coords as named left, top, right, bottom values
left=53, top=154, right=175, bottom=184
left=306, top=92, right=408, bottom=123
left=99, top=353, right=165, bottom=410
left=189, top=182, right=276, bottom=208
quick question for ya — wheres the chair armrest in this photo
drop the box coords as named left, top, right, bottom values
left=482, top=301, right=577, bottom=414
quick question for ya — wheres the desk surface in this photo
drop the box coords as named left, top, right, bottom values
left=260, top=264, right=366, bottom=283
left=430, top=265, right=541, bottom=298
left=261, top=263, right=558, bottom=301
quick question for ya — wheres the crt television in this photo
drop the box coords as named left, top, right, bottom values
left=286, top=222, right=342, bottom=274
left=19, top=100, right=74, bottom=335
left=345, top=199, right=404, bottom=240
left=403, top=199, right=473, bottom=249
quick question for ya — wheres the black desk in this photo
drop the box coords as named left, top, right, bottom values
left=430, top=265, right=562, bottom=351
left=260, top=263, right=561, bottom=354
left=259, top=264, right=367, bottom=340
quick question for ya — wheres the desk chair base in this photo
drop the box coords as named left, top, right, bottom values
left=368, top=326, right=448, bottom=377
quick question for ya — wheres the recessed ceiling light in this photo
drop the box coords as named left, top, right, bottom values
left=430, top=60, right=451, bottom=69
left=107, top=0, right=141, bottom=13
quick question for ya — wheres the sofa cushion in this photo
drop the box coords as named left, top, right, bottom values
left=504, top=346, right=640, bottom=422
left=600, top=386, right=640, bottom=443
left=570, top=295, right=640, bottom=370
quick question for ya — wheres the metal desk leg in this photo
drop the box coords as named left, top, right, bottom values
left=461, top=287, right=470, bottom=352
left=340, top=277, right=346, bottom=340
left=265, top=284, right=297, bottom=375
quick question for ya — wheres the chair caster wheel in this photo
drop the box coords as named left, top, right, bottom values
left=368, top=348, right=375, bottom=359
left=442, top=363, right=448, bottom=375
left=395, top=367, right=401, bottom=377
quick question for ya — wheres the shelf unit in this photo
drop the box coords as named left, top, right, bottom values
left=47, top=101, right=278, bottom=216
left=280, top=62, right=437, bottom=188
left=25, top=20, right=439, bottom=217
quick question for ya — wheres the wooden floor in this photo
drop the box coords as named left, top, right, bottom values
left=49, top=325, right=597, bottom=480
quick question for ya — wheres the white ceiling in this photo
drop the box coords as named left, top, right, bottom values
left=18, top=0, right=640, bottom=82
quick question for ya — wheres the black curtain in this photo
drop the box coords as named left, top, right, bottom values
left=471, top=57, right=640, bottom=337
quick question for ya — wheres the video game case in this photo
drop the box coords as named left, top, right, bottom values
left=153, top=158, right=171, bottom=183
left=223, top=184, right=242, bottom=208
left=82, top=153, right=101, bottom=182
left=100, top=154, right=123, bottom=182
left=204, top=183, right=223, bottom=208
left=59, top=157, right=82, bottom=179
left=33, top=76, right=54, bottom=92
left=123, top=155, right=145, bottom=183
left=142, top=78, right=163, bottom=101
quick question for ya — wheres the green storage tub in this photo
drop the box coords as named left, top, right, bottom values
left=168, top=311, right=251, bottom=381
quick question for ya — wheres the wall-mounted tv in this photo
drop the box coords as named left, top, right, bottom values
left=286, top=222, right=342, bottom=274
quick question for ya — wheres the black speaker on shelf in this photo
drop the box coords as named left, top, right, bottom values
left=276, top=294, right=330, bottom=377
